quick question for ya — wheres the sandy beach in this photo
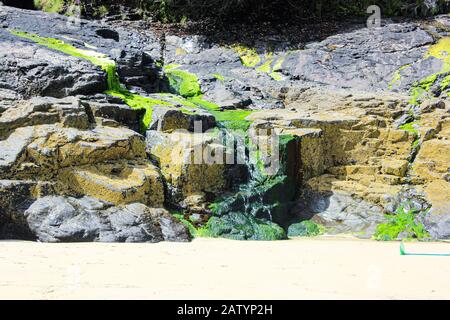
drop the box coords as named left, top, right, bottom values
left=0, top=237, right=449, bottom=300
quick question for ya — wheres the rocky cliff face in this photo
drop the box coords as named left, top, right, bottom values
left=0, top=4, right=449, bottom=241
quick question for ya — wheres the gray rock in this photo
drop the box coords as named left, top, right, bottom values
left=0, top=179, right=53, bottom=239
left=149, top=105, right=216, bottom=132
left=0, top=5, right=162, bottom=94
left=0, top=34, right=107, bottom=98
left=80, top=98, right=144, bottom=132
left=422, top=211, right=450, bottom=239
left=283, top=23, right=434, bottom=93
left=24, top=196, right=191, bottom=243
left=292, top=191, right=387, bottom=237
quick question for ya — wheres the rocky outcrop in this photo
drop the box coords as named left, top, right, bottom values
left=0, top=179, right=53, bottom=239
left=146, top=130, right=228, bottom=203
left=0, top=5, right=162, bottom=95
left=24, top=196, right=190, bottom=242
left=0, top=4, right=449, bottom=241
left=0, top=94, right=183, bottom=241
left=0, top=36, right=107, bottom=98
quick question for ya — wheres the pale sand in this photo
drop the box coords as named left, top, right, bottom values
left=0, top=237, right=449, bottom=300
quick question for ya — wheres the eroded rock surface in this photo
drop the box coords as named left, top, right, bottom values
left=0, top=4, right=449, bottom=240
left=25, top=196, right=190, bottom=243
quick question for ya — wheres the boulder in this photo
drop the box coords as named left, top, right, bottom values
left=0, top=179, right=53, bottom=239
left=0, top=124, right=146, bottom=179
left=58, top=160, right=165, bottom=207
left=24, top=196, right=191, bottom=243
left=146, top=130, right=227, bottom=202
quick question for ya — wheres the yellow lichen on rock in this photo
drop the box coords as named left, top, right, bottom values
left=58, top=160, right=165, bottom=207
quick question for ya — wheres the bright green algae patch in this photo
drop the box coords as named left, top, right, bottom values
left=188, top=96, right=253, bottom=131
left=233, top=46, right=285, bottom=81
left=10, top=30, right=256, bottom=132
left=399, top=122, right=418, bottom=135
left=9, top=30, right=117, bottom=74
left=34, top=0, right=64, bottom=13
left=164, top=64, right=202, bottom=97
left=106, top=90, right=173, bottom=129
left=388, top=63, right=411, bottom=89
left=232, top=45, right=261, bottom=67
left=409, top=37, right=450, bottom=104
left=9, top=30, right=164, bottom=130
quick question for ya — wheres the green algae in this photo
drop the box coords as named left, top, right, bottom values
left=399, top=121, right=420, bottom=154
left=408, top=37, right=450, bottom=104
left=441, top=74, right=450, bottom=91
left=9, top=30, right=117, bottom=73
left=105, top=90, right=173, bottom=129
left=191, top=97, right=253, bottom=131
left=10, top=30, right=207, bottom=130
left=163, top=64, right=202, bottom=98
left=232, top=45, right=261, bottom=67
left=287, top=220, right=324, bottom=237
left=399, top=122, right=418, bottom=136
left=234, top=47, right=285, bottom=81
left=388, top=63, right=412, bottom=89
left=213, top=73, right=226, bottom=81
left=205, top=213, right=287, bottom=241
left=172, top=212, right=210, bottom=238
left=9, top=30, right=166, bottom=131
left=256, top=54, right=274, bottom=73
left=34, top=0, right=64, bottom=13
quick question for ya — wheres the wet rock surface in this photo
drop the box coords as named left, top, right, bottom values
left=0, top=5, right=449, bottom=241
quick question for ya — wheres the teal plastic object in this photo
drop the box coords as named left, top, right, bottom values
left=400, top=242, right=450, bottom=256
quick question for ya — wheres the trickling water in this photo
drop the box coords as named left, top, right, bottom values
left=211, top=125, right=298, bottom=228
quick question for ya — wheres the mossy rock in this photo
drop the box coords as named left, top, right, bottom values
left=288, top=220, right=323, bottom=237
left=207, top=212, right=286, bottom=241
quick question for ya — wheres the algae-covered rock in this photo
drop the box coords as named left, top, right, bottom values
left=207, top=212, right=287, bottom=241
left=287, top=221, right=323, bottom=237
left=0, top=33, right=107, bottom=98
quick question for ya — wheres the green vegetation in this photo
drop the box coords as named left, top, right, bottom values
left=213, top=73, right=226, bottom=81
left=106, top=90, right=172, bottom=130
left=205, top=212, right=287, bottom=241
left=399, top=122, right=418, bottom=137
left=164, top=64, right=202, bottom=98
left=374, top=205, right=430, bottom=241
left=408, top=37, right=450, bottom=105
left=34, top=0, right=64, bottom=13
left=159, top=65, right=255, bottom=131
left=172, top=212, right=212, bottom=238
left=9, top=30, right=116, bottom=73
left=388, top=63, right=411, bottom=89
left=9, top=30, right=165, bottom=131
left=232, top=45, right=261, bottom=67
left=233, top=48, right=285, bottom=81
left=256, top=54, right=274, bottom=73
left=287, top=220, right=324, bottom=237
left=399, top=121, right=420, bottom=157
